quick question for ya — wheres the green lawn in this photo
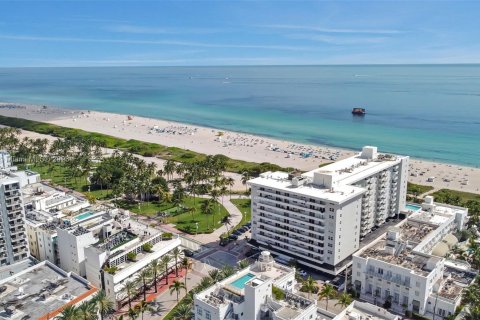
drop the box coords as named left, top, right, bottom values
left=230, top=198, right=251, bottom=229
left=432, top=189, right=480, bottom=203
left=407, top=182, right=434, bottom=195
left=116, top=196, right=230, bottom=234
left=0, top=114, right=292, bottom=174
left=19, top=163, right=112, bottom=200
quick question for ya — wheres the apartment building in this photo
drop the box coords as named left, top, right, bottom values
left=84, top=223, right=181, bottom=308
left=352, top=197, right=474, bottom=319
left=0, top=176, right=29, bottom=267
left=248, top=146, right=408, bottom=275
left=194, top=251, right=317, bottom=320
left=0, top=150, right=12, bottom=169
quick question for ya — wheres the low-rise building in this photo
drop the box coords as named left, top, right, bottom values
left=332, top=301, right=400, bottom=320
left=0, top=260, right=97, bottom=320
left=85, top=223, right=181, bottom=308
left=352, top=197, right=474, bottom=319
left=194, top=251, right=317, bottom=320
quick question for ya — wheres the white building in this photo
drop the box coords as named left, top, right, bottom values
left=0, top=260, right=97, bottom=319
left=248, top=146, right=408, bottom=275
left=332, top=301, right=400, bottom=320
left=194, top=251, right=318, bottom=320
left=0, top=150, right=12, bottom=169
left=0, top=175, right=29, bottom=267
left=84, top=224, right=181, bottom=308
left=352, top=197, right=474, bottom=319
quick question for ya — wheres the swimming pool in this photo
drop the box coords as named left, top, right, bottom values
left=405, top=204, right=421, bottom=211
left=230, top=273, right=255, bottom=289
left=74, top=211, right=93, bottom=221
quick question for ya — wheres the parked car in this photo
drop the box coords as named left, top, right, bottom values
left=184, top=249, right=194, bottom=257
left=229, top=234, right=238, bottom=240
left=298, top=270, right=308, bottom=277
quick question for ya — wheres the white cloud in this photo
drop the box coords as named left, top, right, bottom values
left=0, top=33, right=312, bottom=51
left=290, top=34, right=388, bottom=45
left=261, top=24, right=403, bottom=35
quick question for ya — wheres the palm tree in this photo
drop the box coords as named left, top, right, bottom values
left=195, top=276, right=213, bottom=293
left=222, top=214, right=232, bottom=234
left=94, top=290, right=114, bottom=320
left=148, top=259, right=161, bottom=293
left=208, top=269, right=223, bottom=282
left=163, top=160, right=175, bottom=181
left=174, top=303, right=193, bottom=320
left=56, top=305, right=79, bottom=320
left=134, top=300, right=154, bottom=320
left=237, top=259, right=250, bottom=270
left=122, top=280, right=138, bottom=309
left=335, top=292, right=353, bottom=308
left=128, top=307, right=138, bottom=320
left=201, top=199, right=215, bottom=229
left=169, top=280, right=186, bottom=302
left=171, top=247, right=183, bottom=277
left=180, top=257, right=191, bottom=290
left=241, top=171, right=250, bottom=192
left=319, top=283, right=336, bottom=311
left=160, top=254, right=172, bottom=284
left=226, top=177, right=235, bottom=199
left=302, top=276, right=318, bottom=299
left=136, top=268, right=152, bottom=301
left=77, top=301, right=97, bottom=320
left=221, top=265, right=235, bottom=278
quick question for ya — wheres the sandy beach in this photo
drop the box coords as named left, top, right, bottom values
left=1, top=102, right=479, bottom=194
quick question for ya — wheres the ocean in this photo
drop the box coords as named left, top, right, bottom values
left=0, top=65, right=479, bottom=167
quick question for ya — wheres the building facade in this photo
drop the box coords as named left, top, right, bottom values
left=248, top=146, right=408, bottom=274
left=0, top=176, right=29, bottom=267
left=194, top=251, right=317, bottom=320
left=352, top=198, right=473, bottom=319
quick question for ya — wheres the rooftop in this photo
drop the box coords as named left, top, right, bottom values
left=334, top=301, right=400, bottom=320
left=305, top=151, right=404, bottom=186
left=196, top=251, right=299, bottom=309
left=359, top=222, right=440, bottom=276
left=0, top=261, right=96, bottom=320
left=250, top=171, right=365, bottom=203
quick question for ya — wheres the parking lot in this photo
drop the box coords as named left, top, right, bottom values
left=200, top=251, right=239, bottom=269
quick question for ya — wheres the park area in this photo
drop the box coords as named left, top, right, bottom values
left=116, top=196, right=230, bottom=234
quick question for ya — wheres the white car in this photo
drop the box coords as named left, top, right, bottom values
left=298, top=270, right=308, bottom=277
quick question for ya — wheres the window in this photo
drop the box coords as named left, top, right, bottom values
left=377, top=268, right=384, bottom=275
left=205, top=310, right=211, bottom=320
left=197, top=306, right=203, bottom=316
left=416, top=281, right=420, bottom=287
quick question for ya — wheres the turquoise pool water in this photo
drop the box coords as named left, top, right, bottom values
left=230, top=273, right=255, bottom=289
left=406, top=204, right=421, bottom=211
left=74, top=212, right=93, bottom=221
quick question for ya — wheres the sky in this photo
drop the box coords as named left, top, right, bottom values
left=1, top=1, right=480, bottom=67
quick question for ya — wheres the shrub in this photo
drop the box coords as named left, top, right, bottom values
left=103, top=266, right=118, bottom=274
left=127, top=252, right=137, bottom=261
left=162, top=232, right=173, bottom=240
left=142, top=243, right=153, bottom=252
left=272, top=286, right=285, bottom=300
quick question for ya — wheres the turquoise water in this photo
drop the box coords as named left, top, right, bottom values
left=74, top=212, right=93, bottom=221
left=405, top=204, right=422, bottom=211
left=0, top=65, right=479, bottom=166
left=230, top=273, right=255, bottom=289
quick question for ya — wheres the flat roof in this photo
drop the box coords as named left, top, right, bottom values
left=0, top=261, right=96, bottom=320
left=249, top=172, right=365, bottom=203
left=305, top=151, right=405, bottom=186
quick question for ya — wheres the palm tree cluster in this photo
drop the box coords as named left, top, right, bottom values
left=297, top=277, right=353, bottom=311
left=118, top=248, right=186, bottom=318
left=165, top=263, right=247, bottom=319
left=92, top=151, right=161, bottom=201
left=57, top=290, right=113, bottom=320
